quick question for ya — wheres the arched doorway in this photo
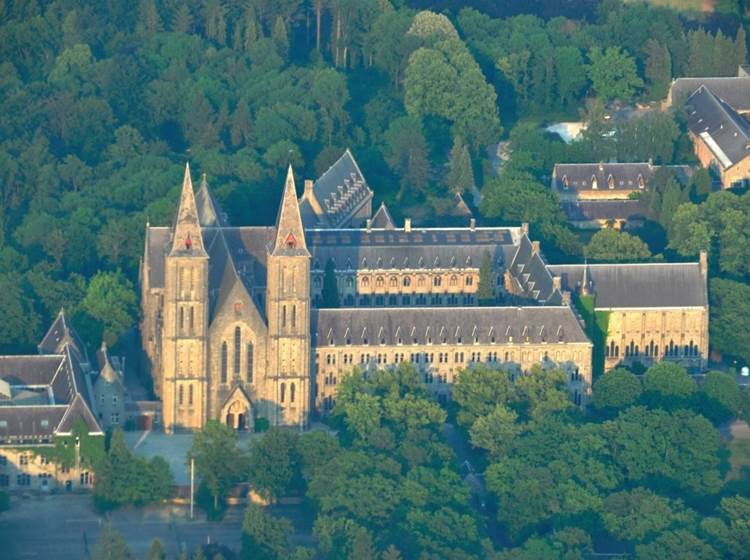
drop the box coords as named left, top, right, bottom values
left=225, top=400, right=250, bottom=430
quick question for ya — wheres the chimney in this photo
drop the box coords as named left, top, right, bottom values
left=304, top=179, right=313, bottom=198
left=521, top=222, right=529, bottom=235
left=531, top=240, right=540, bottom=254
left=552, top=276, right=561, bottom=290
left=404, top=218, right=412, bottom=233
left=366, top=219, right=372, bottom=232
left=699, top=250, right=708, bottom=278
left=469, top=218, right=476, bottom=231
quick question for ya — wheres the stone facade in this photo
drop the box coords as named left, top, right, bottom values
left=142, top=154, right=710, bottom=433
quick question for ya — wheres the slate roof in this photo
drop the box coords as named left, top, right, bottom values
left=304, top=150, right=373, bottom=228
left=553, top=163, right=692, bottom=193
left=561, top=199, right=649, bottom=222
left=307, top=227, right=518, bottom=272
left=547, top=263, right=707, bottom=308
left=0, top=344, right=102, bottom=444
left=668, top=76, right=750, bottom=111
left=195, top=174, right=227, bottom=227
left=687, top=85, right=750, bottom=169
left=312, top=306, right=590, bottom=346
left=508, top=236, right=563, bottom=304
left=38, top=309, right=88, bottom=364
left=370, top=203, right=396, bottom=229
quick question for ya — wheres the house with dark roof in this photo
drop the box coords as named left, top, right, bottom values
left=0, top=311, right=104, bottom=493
left=687, top=85, right=750, bottom=188
left=663, top=68, right=750, bottom=113
left=552, top=162, right=692, bottom=229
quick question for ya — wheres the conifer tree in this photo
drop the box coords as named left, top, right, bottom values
left=137, top=0, right=162, bottom=37
left=272, top=16, right=289, bottom=60
left=477, top=250, right=495, bottom=306
left=321, top=259, right=340, bottom=308
left=93, top=523, right=132, bottom=560
left=171, top=4, right=193, bottom=34
left=147, top=539, right=165, bottom=560
left=447, top=136, right=475, bottom=195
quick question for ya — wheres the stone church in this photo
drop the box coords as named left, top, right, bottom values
left=141, top=152, right=708, bottom=433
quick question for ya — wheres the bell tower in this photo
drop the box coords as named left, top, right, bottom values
left=266, top=166, right=311, bottom=427
left=162, top=163, right=209, bottom=432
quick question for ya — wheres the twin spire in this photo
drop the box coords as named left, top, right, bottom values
left=270, top=165, right=309, bottom=257
left=170, top=163, right=206, bottom=256
left=171, top=163, right=307, bottom=258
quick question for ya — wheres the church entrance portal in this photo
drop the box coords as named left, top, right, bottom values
left=225, top=400, right=250, bottom=430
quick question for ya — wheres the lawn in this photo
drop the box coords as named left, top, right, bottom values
left=726, top=438, right=750, bottom=481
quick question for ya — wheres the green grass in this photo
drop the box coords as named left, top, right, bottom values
left=625, top=0, right=706, bottom=11
left=726, top=438, right=750, bottom=481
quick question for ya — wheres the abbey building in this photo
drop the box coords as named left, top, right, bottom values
left=140, top=151, right=708, bottom=432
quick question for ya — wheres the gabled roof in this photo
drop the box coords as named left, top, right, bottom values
left=552, top=163, right=692, bottom=193
left=687, top=85, right=750, bottom=169
left=304, top=149, right=374, bottom=228
left=38, top=309, right=88, bottom=363
left=312, top=306, right=590, bottom=346
left=95, top=342, right=123, bottom=388
left=370, top=203, right=395, bottom=229
left=561, top=199, right=649, bottom=222
left=195, top=174, right=227, bottom=227
left=547, top=262, right=707, bottom=309
left=668, top=76, right=750, bottom=111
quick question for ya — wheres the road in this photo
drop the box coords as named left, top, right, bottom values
left=0, top=494, right=245, bottom=559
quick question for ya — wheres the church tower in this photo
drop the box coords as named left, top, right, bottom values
left=162, top=164, right=210, bottom=432
left=266, top=167, right=311, bottom=427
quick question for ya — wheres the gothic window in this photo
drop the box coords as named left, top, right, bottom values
left=361, top=276, right=369, bottom=287
left=292, top=305, right=296, bottom=329
left=247, top=343, right=254, bottom=383
left=178, top=385, right=184, bottom=405
left=179, top=307, right=184, bottom=332
left=282, top=305, right=287, bottom=327
left=591, top=175, right=598, bottom=189
left=234, top=327, right=241, bottom=375
left=417, top=276, right=425, bottom=287
left=449, top=275, right=457, bottom=287
left=607, top=174, right=615, bottom=189
left=390, top=276, right=398, bottom=288
left=188, top=384, right=193, bottom=405
left=221, top=342, right=227, bottom=383
left=465, top=276, right=473, bottom=286
left=638, top=174, right=645, bottom=189
left=280, top=382, right=286, bottom=403
left=376, top=276, right=384, bottom=288
left=290, top=383, right=296, bottom=403
left=433, top=276, right=442, bottom=287
left=562, top=175, right=569, bottom=189
left=189, top=307, right=194, bottom=334
left=403, top=276, right=411, bottom=287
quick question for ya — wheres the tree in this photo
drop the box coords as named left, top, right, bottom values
left=709, top=278, right=750, bottom=365
left=591, top=368, right=642, bottom=412
left=271, top=16, right=289, bottom=59
left=241, top=504, right=293, bottom=560
left=701, top=496, right=750, bottom=559
left=585, top=229, right=651, bottom=263
left=644, top=39, right=672, bottom=100
left=147, top=539, right=165, bottom=560
left=190, top=421, right=247, bottom=511
left=635, top=530, right=720, bottom=560
left=469, top=404, right=522, bottom=458
left=514, top=366, right=572, bottom=420
left=700, top=370, right=743, bottom=424
left=603, top=488, right=694, bottom=542
left=476, top=250, right=494, bottom=306
left=321, top=258, right=340, bottom=308
left=94, top=429, right=173, bottom=508
left=383, top=115, right=430, bottom=198
left=642, top=362, right=696, bottom=409
left=77, top=271, right=137, bottom=346
left=453, top=364, right=516, bottom=428
left=247, top=428, right=302, bottom=501
left=446, top=136, right=474, bottom=195
left=93, top=523, right=132, bottom=560
left=171, top=4, right=193, bottom=33
left=587, top=46, right=643, bottom=102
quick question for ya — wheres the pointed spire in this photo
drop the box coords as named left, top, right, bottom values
left=170, top=163, right=206, bottom=256
left=270, top=165, right=309, bottom=256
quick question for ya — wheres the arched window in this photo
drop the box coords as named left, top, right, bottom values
left=607, top=174, right=615, bottom=189
left=376, top=276, right=384, bottom=288
left=234, top=327, right=241, bottom=375
left=292, top=305, right=296, bottom=329
left=247, top=343, right=254, bottom=382
left=591, top=175, right=598, bottom=189
left=188, top=384, right=193, bottom=405
left=562, top=174, right=569, bottom=189
left=282, top=305, right=287, bottom=327
left=178, top=385, right=184, bottom=405
left=450, top=275, right=458, bottom=287
left=221, top=342, right=227, bottom=382
left=290, top=383, right=296, bottom=403
left=403, top=276, right=411, bottom=287
left=179, top=307, right=184, bottom=331
left=280, top=382, right=286, bottom=403
left=638, top=174, right=645, bottom=189
left=389, top=276, right=398, bottom=288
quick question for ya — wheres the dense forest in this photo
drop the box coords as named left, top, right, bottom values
left=1, top=0, right=749, bottom=359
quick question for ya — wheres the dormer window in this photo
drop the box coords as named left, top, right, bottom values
left=591, top=175, right=598, bottom=189
left=607, top=174, right=614, bottom=189
left=562, top=175, right=569, bottom=189
left=638, top=174, right=645, bottom=189
left=285, top=233, right=296, bottom=249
